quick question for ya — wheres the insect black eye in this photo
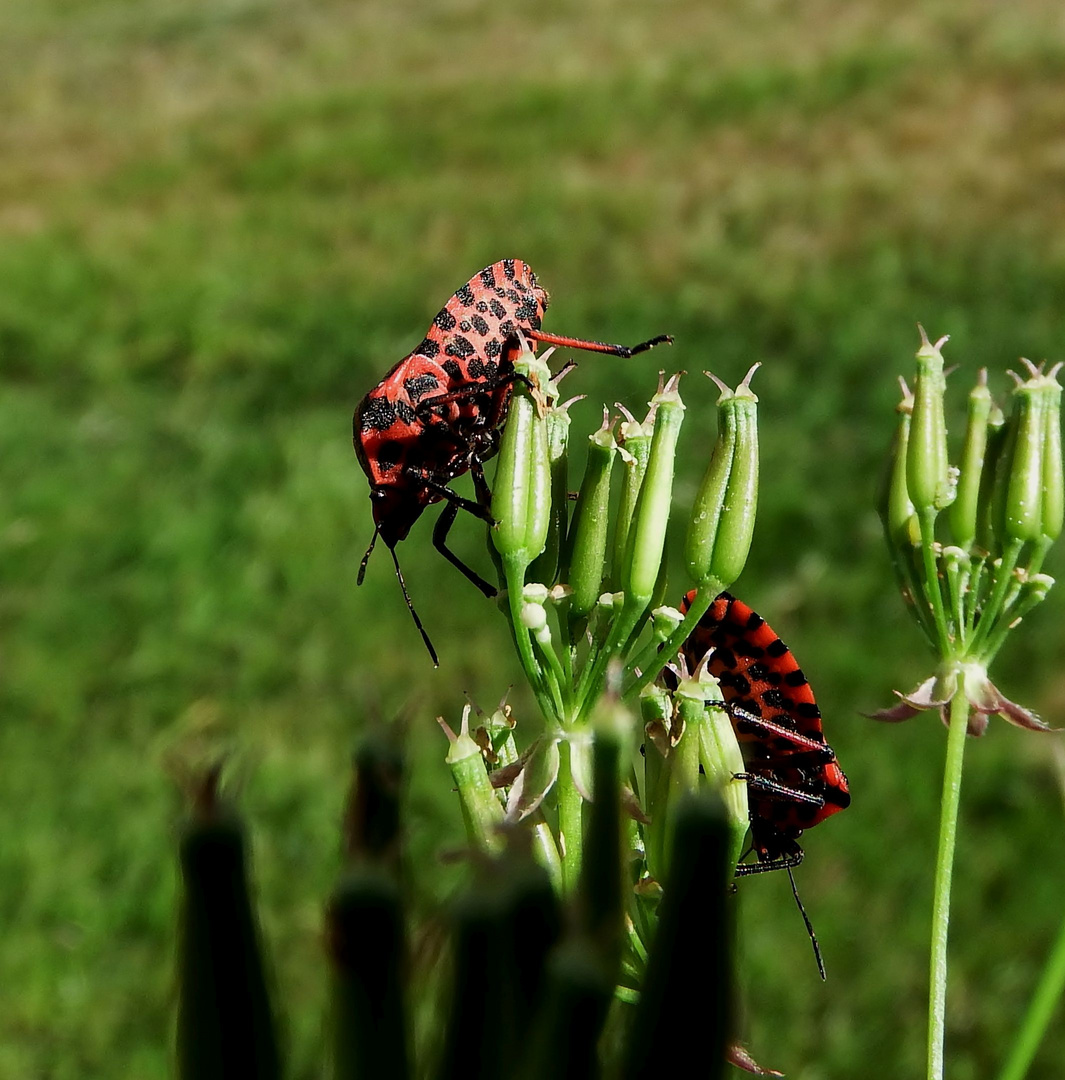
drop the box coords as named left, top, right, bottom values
left=371, top=488, right=388, bottom=501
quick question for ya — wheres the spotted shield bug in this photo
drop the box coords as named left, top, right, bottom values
left=678, top=590, right=850, bottom=873
left=354, top=259, right=671, bottom=663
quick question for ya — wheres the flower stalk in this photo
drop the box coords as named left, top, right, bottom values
left=875, top=331, right=1064, bottom=1080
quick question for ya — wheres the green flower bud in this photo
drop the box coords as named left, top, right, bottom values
left=879, top=377, right=920, bottom=548
left=651, top=605, right=685, bottom=641
left=949, top=369, right=993, bottom=552
left=529, top=396, right=578, bottom=586
left=440, top=706, right=504, bottom=853
left=685, top=365, right=760, bottom=588
left=1041, top=363, right=1063, bottom=544
left=610, top=405, right=655, bottom=588
left=491, top=351, right=552, bottom=570
left=562, top=410, right=618, bottom=624
left=907, top=326, right=953, bottom=514
left=621, top=375, right=686, bottom=611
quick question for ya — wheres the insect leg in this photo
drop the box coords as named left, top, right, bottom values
left=734, top=847, right=804, bottom=877
left=433, top=502, right=497, bottom=598
left=526, top=330, right=673, bottom=358
left=412, top=472, right=496, bottom=524
left=414, top=371, right=533, bottom=418
left=737, top=773, right=825, bottom=808
left=726, top=704, right=837, bottom=760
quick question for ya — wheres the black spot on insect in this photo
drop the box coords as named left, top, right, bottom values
left=460, top=319, right=472, bottom=332
left=516, top=296, right=539, bottom=322
left=735, top=718, right=756, bottom=736
left=471, top=314, right=490, bottom=336
left=442, top=359, right=462, bottom=380
left=503, top=259, right=516, bottom=279
left=434, top=309, right=456, bottom=332
left=784, top=669, right=808, bottom=687
left=827, top=785, right=850, bottom=806
left=746, top=610, right=765, bottom=631
left=467, top=358, right=487, bottom=379
left=730, top=674, right=752, bottom=696
left=485, top=339, right=502, bottom=358
left=455, top=284, right=475, bottom=306
left=490, top=299, right=507, bottom=320
left=396, top=400, right=416, bottom=425
left=761, top=688, right=787, bottom=711
left=499, top=320, right=516, bottom=338
left=771, top=736, right=795, bottom=754
left=416, top=337, right=440, bottom=359
left=735, top=640, right=766, bottom=660
left=715, top=646, right=736, bottom=669
left=736, top=698, right=763, bottom=718
left=375, top=439, right=403, bottom=472
left=480, top=267, right=497, bottom=289
left=506, top=288, right=521, bottom=304
left=494, top=287, right=506, bottom=298
left=360, top=396, right=397, bottom=432
left=445, top=335, right=476, bottom=359
left=404, top=372, right=439, bottom=402
left=796, top=702, right=821, bottom=719
left=476, top=301, right=488, bottom=313
left=528, top=312, right=542, bottom=331
left=766, top=639, right=789, bottom=659
left=747, top=662, right=769, bottom=682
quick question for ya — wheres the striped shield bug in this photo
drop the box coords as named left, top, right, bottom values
left=354, top=259, right=671, bottom=663
left=678, top=590, right=850, bottom=975
left=679, top=590, right=850, bottom=873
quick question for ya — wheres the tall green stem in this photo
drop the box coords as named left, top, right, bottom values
left=556, top=739, right=584, bottom=893
left=928, top=686, right=970, bottom=1080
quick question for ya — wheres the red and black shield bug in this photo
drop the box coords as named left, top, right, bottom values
left=354, top=259, right=671, bottom=664
left=679, top=590, right=850, bottom=872
left=679, top=590, right=850, bottom=976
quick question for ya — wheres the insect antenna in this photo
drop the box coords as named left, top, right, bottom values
left=787, top=865, right=826, bottom=981
left=387, top=543, right=439, bottom=668
left=527, top=329, right=673, bottom=358
left=357, top=524, right=380, bottom=586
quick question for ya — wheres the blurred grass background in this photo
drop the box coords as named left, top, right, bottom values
left=4, top=0, right=1065, bottom=1076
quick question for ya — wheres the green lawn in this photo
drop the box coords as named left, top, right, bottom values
left=4, top=1, right=1065, bottom=1076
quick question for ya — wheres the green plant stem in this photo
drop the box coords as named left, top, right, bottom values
left=623, top=578, right=724, bottom=698
left=504, top=565, right=557, bottom=723
left=557, top=739, right=584, bottom=893
left=918, top=509, right=953, bottom=654
left=997, top=908, right=1065, bottom=1080
left=968, top=539, right=1023, bottom=657
left=928, top=686, right=971, bottom=1080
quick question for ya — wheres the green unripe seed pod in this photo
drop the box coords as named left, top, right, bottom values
left=563, top=412, right=618, bottom=622
left=622, top=375, right=686, bottom=609
left=949, top=369, right=993, bottom=552
left=529, top=400, right=576, bottom=586
left=976, top=406, right=1008, bottom=555
left=1041, top=365, right=1064, bottom=543
left=879, top=378, right=919, bottom=548
left=907, top=326, right=952, bottom=513
left=442, top=707, right=504, bottom=854
left=491, top=352, right=553, bottom=569
left=1003, top=367, right=1049, bottom=544
left=611, top=409, right=654, bottom=587
left=685, top=366, right=759, bottom=588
